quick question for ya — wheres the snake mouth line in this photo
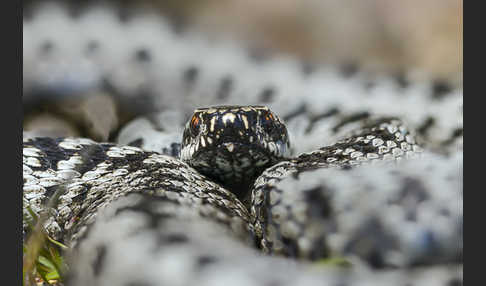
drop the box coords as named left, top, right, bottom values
left=182, top=139, right=288, bottom=162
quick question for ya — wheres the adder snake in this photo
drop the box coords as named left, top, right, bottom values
left=23, top=2, right=463, bottom=285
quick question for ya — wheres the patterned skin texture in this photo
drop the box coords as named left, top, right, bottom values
left=66, top=193, right=462, bottom=286
left=181, top=105, right=290, bottom=201
left=23, top=136, right=463, bottom=286
left=23, top=137, right=252, bottom=247
left=252, top=153, right=462, bottom=266
left=23, top=2, right=462, bottom=285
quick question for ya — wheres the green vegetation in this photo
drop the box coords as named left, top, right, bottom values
left=314, top=256, right=352, bottom=268
left=23, top=206, right=68, bottom=286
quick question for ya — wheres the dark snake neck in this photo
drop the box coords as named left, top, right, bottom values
left=197, top=152, right=285, bottom=204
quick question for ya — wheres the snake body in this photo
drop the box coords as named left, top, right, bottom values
left=23, top=2, right=462, bottom=286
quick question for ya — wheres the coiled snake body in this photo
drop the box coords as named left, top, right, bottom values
left=23, top=3, right=462, bottom=285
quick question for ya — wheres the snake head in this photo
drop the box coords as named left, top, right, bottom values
left=180, top=105, right=290, bottom=200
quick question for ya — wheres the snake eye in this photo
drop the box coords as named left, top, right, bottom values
left=262, top=112, right=274, bottom=126
left=190, top=115, right=200, bottom=135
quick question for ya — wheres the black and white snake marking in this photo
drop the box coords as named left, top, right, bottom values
left=23, top=2, right=462, bottom=286
left=181, top=105, right=290, bottom=201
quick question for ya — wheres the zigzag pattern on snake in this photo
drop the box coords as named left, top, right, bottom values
left=23, top=2, right=462, bottom=286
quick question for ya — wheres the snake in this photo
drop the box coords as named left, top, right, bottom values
left=23, top=2, right=463, bottom=286
left=180, top=105, right=290, bottom=203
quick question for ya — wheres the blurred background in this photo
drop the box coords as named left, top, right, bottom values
left=24, top=0, right=462, bottom=84
left=23, top=0, right=463, bottom=142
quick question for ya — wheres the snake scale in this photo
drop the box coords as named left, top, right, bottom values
left=23, top=2, right=463, bottom=286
